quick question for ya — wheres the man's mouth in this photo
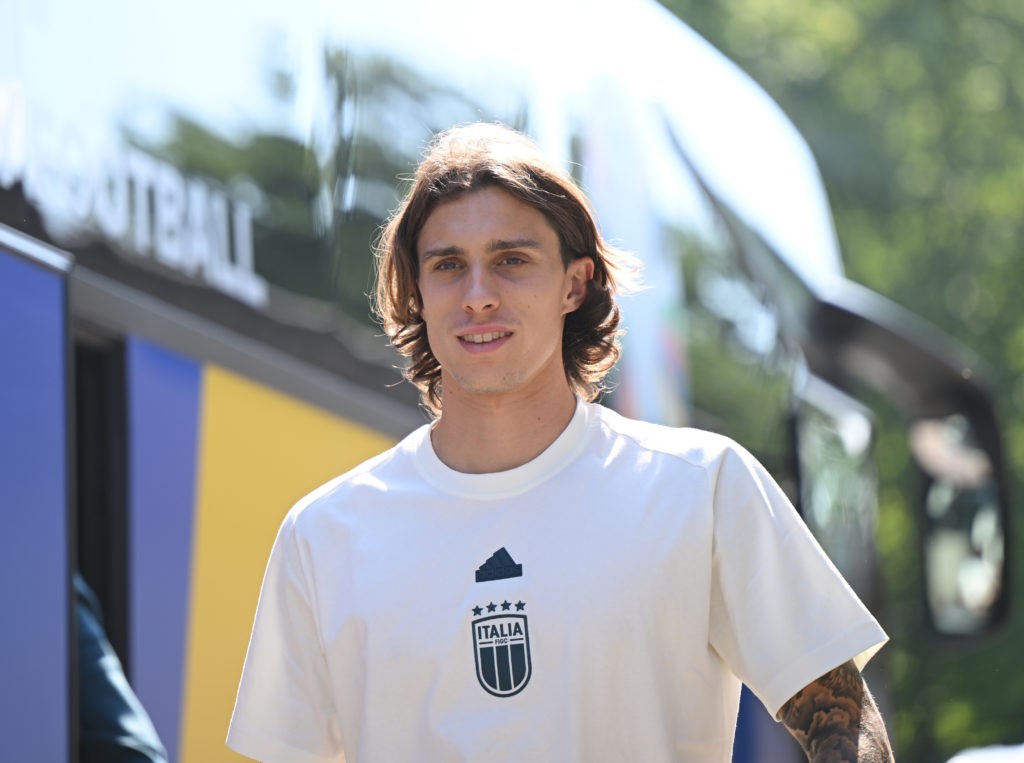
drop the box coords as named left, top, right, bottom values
left=460, top=331, right=512, bottom=344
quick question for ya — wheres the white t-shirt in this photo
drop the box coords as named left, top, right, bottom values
left=949, top=747, right=1024, bottom=763
left=228, top=400, right=887, bottom=763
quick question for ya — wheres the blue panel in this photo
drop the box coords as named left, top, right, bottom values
left=0, top=249, right=69, bottom=761
left=126, top=337, right=201, bottom=763
left=732, top=685, right=758, bottom=763
left=733, top=684, right=802, bottom=763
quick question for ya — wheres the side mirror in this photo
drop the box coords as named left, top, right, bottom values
left=910, top=414, right=1008, bottom=636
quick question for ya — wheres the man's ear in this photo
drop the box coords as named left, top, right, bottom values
left=563, top=256, right=595, bottom=314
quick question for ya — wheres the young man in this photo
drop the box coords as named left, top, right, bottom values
left=227, top=123, right=894, bottom=762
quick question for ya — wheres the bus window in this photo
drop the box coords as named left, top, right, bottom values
left=680, top=226, right=799, bottom=495
left=795, top=375, right=879, bottom=604
left=591, top=106, right=802, bottom=490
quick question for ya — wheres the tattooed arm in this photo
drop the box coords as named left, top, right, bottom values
left=777, top=660, right=894, bottom=762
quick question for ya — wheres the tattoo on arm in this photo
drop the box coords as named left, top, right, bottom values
left=777, top=660, right=895, bottom=762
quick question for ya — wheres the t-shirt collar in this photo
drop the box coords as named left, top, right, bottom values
left=412, top=397, right=593, bottom=499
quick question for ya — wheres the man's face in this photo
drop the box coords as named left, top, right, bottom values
left=416, top=186, right=593, bottom=405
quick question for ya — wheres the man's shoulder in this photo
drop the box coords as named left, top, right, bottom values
left=287, top=423, right=430, bottom=522
left=589, top=403, right=739, bottom=470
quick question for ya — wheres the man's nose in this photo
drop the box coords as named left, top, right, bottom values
left=463, top=265, right=499, bottom=313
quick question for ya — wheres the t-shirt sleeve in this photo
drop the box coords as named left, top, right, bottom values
left=227, top=512, right=346, bottom=763
left=706, top=442, right=887, bottom=719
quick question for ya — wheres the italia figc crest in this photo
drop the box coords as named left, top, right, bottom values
left=472, top=548, right=531, bottom=697
left=471, top=603, right=531, bottom=697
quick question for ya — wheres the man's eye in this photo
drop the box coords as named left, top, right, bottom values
left=500, top=255, right=526, bottom=266
left=435, top=260, right=460, bottom=271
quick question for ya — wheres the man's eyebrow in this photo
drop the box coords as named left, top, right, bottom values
left=420, top=238, right=542, bottom=260
left=421, top=244, right=464, bottom=261
left=489, top=237, right=541, bottom=252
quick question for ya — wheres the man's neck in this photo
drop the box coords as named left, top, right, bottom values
left=430, top=385, right=579, bottom=474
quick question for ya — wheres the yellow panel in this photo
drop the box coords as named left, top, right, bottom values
left=179, top=365, right=399, bottom=762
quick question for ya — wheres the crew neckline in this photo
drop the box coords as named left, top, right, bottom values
left=412, top=398, right=594, bottom=500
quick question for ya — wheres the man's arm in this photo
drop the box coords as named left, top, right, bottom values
left=777, top=660, right=895, bottom=762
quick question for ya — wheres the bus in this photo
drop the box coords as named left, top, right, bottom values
left=0, top=0, right=1009, bottom=760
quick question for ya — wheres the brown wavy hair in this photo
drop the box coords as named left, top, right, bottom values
left=373, top=122, right=635, bottom=415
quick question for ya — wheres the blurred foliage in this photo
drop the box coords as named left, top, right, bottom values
left=153, top=119, right=335, bottom=301
left=658, top=0, right=1024, bottom=758
left=146, top=50, right=481, bottom=328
